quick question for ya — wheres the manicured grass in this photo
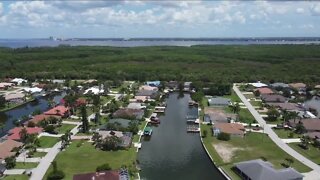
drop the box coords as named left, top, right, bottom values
left=289, top=143, right=320, bottom=165
left=3, top=175, right=29, bottom=180
left=38, top=136, right=59, bottom=148
left=243, top=94, right=255, bottom=99
left=32, top=151, right=47, bottom=157
left=250, top=101, right=262, bottom=107
left=133, top=120, right=148, bottom=142
left=238, top=108, right=256, bottom=123
left=223, top=90, right=241, bottom=102
left=44, top=141, right=137, bottom=180
left=15, top=162, right=38, bottom=169
left=201, top=124, right=311, bottom=179
left=57, top=124, right=76, bottom=134
left=273, top=129, right=301, bottom=139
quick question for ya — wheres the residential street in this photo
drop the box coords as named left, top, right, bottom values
left=233, top=84, right=320, bottom=177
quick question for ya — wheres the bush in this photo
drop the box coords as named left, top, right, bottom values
left=217, top=132, right=230, bottom=141
left=44, top=125, right=56, bottom=134
left=47, top=170, right=65, bottom=180
left=27, top=121, right=36, bottom=127
left=202, top=130, right=207, bottom=138
left=96, top=163, right=111, bottom=172
left=5, top=156, right=16, bottom=169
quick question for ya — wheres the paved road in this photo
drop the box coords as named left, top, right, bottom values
left=233, top=84, right=320, bottom=175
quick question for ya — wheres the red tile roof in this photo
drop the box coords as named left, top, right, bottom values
left=27, top=114, right=60, bottom=124
left=8, top=127, right=43, bottom=141
left=0, top=139, right=23, bottom=161
left=44, top=105, right=70, bottom=117
left=76, top=98, right=87, bottom=106
left=73, top=171, right=119, bottom=180
left=256, top=87, right=274, bottom=95
left=214, top=123, right=245, bottom=135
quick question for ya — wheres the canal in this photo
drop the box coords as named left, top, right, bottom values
left=0, top=92, right=66, bottom=137
left=138, top=93, right=225, bottom=180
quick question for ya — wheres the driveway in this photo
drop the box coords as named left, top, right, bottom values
left=233, top=84, right=320, bottom=176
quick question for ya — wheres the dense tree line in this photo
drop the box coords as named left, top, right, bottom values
left=1, top=45, right=320, bottom=84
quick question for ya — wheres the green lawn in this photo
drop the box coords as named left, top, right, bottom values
left=38, top=136, right=59, bottom=148
left=273, top=129, right=301, bottom=139
left=200, top=124, right=311, bottom=179
left=100, top=95, right=112, bottom=105
left=133, top=120, right=148, bottom=142
left=3, top=175, right=29, bottom=180
left=250, top=101, right=262, bottom=107
left=57, top=124, right=76, bottom=134
left=243, top=94, right=255, bottom=99
left=44, top=141, right=137, bottom=180
left=15, top=162, right=38, bottom=169
left=289, top=143, right=320, bottom=165
left=32, top=151, right=47, bottom=157
left=223, top=90, right=241, bottom=102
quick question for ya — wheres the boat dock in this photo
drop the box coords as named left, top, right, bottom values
left=154, top=106, right=166, bottom=113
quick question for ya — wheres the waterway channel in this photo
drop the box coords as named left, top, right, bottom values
left=0, top=92, right=66, bottom=137
left=138, top=93, right=225, bottom=180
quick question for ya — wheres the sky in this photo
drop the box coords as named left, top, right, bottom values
left=0, top=0, right=320, bottom=38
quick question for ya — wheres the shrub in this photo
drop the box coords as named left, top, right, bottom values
left=202, top=130, right=207, bottom=138
left=96, top=163, right=111, bottom=172
left=5, top=156, right=16, bottom=169
left=44, top=125, right=56, bottom=134
left=27, top=121, right=36, bottom=127
left=217, top=132, right=230, bottom=141
left=47, top=170, right=65, bottom=180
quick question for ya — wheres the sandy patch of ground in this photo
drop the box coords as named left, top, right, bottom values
left=213, top=142, right=243, bottom=163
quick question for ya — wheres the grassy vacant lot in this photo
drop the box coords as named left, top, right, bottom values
left=289, top=143, right=320, bottom=165
left=57, top=124, right=76, bottom=134
left=15, top=162, right=38, bottom=169
left=3, top=175, right=29, bottom=180
left=44, top=141, right=137, bottom=180
left=38, top=136, right=59, bottom=148
left=2, top=45, right=320, bottom=83
left=201, top=124, right=311, bottom=179
left=273, top=129, right=301, bottom=139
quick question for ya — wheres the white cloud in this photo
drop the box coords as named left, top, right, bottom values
left=310, top=3, right=320, bottom=15
left=296, top=8, right=305, bottom=14
left=0, top=2, right=3, bottom=15
left=300, top=24, right=314, bottom=29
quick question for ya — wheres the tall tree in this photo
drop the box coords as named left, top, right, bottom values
left=19, top=128, right=28, bottom=143
left=0, top=95, right=5, bottom=108
left=81, top=106, right=89, bottom=133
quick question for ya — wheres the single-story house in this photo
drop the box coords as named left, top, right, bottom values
left=166, top=81, right=179, bottom=89
left=0, top=139, right=23, bottom=162
left=73, top=169, right=129, bottom=180
left=184, top=82, right=192, bottom=91
left=26, top=114, right=61, bottom=125
left=289, top=83, right=306, bottom=90
left=139, top=85, right=158, bottom=91
left=0, top=82, right=14, bottom=90
left=23, top=87, right=43, bottom=94
left=270, top=82, right=289, bottom=89
left=135, top=90, right=158, bottom=99
left=11, top=78, right=27, bottom=85
left=98, top=130, right=133, bottom=148
left=249, top=81, right=268, bottom=88
left=315, top=85, right=320, bottom=89
left=44, top=105, right=70, bottom=118
left=213, top=123, right=245, bottom=137
left=256, top=87, right=274, bottom=95
left=75, top=98, right=87, bottom=107
left=100, top=118, right=133, bottom=130
left=145, top=81, right=161, bottom=87
left=5, top=93, right=25, bottom=103
left=204, top=107, right=237, bottom=124
left=84, top=86, right=104, bottom=95
left=234, top=159, right=303, bottom=180
left=208, top=97, right=231, bottom=107
left=134, top=96, right=149, bottom=103
left=288, top=118, right=320, bottom=132
left=113, top=108, right=144, bottom=120
left=266, top=103, right=304, bottom=111
left=127, top=102, right=146, bottom=109
left=261, top=94, right=286, bottom=103
left=306, top=131, right=320, bottom=140
left=51, top=79, right=65, bottom=84
left=7, top=127, right=43, bottom=141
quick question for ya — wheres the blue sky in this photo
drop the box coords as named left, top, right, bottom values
left=0, top=1, right=320, bottom=38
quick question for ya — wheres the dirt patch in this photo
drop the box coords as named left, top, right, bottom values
left=213, top=142, right=243, bottom=163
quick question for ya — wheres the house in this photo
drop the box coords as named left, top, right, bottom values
left=100, top=118, right=134, bottom=130
left=204, top=108, right=237, bottom=124
left=5, top=93, right=25, bottom=103
left=136, top=90, right=158, bottom=98
left=0, top=82, right=14, bottom=90
left=234, top=159, right=303, bottom=180
left=26, top=114, right=60, bottom=125
left=113, top=108, right=144, bottom=120
left=84, top=86, right=104, bottom=95
left=289, top=83, right=306, bottom=90
left=213, top=123, right=245, bottom=137
left=8, top=127, right=43, bottom=141
left=73, top=169, right=129, bottom=180
left=44, top=105, right=70, bottom=118
left=184, top=82, right=192, bottom=91
left=266, top=103, right=304, bottom=111
left=288, top=119, right=320, bottom=132
left=51, top=79, right=65, bottom=84
left=11, top=78, right=27, bottom=85
left=134, top=96, right=149, bottom=103
left=97, top=131, right=133, bottom=148
left=83, top=79, right=97, bottom=84
left=208, top=97, right=231, bottom=107
left=306, top=131, right=320, bottom=140
left=270, top=82, right=289, bottom=89
left=139, top=85, right=158, bottom=91
left=127, top=103, right=146, bottom=109
left=261, top=94, right=286, bottom=103
left=166, top=81, right=179, bottom=89
left=256, top=87, right=274, bottom=95
left=23, top=87, right=43, bottom=95
left=0, top=139, right=23, bottom=162
left=249, top=81, right=268, bottom=88
left=75, top=98, right=87, bottom=107
left=315, top=85, right=320, bottom=89
left=146, top=81, right=161, bottom=87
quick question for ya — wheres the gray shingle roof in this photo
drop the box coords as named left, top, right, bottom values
left=208, top=97, right=231, bottom=106
left=235, top=159, right=303, bottom=180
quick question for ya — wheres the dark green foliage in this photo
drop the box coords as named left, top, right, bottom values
left=5, top=156, right=16, bottom=169
left=191, top=91, right=204, bottom=103
left=81, top=105, right=89, bottom=133
left=296, top=122, right=307, bottom=134
left=47, top=161, right=65, bottom=180
left=266, top=107, right=280, bottom=121
left=44, top=125, right=56, bottom=134
left=217, top=132, right=231, bottom=141
left=96, top=163, right=112, bottom=172
left=0, top=95, right=6, bottom=108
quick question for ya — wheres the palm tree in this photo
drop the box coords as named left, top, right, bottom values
left=19, top=128, right=28, bottom=143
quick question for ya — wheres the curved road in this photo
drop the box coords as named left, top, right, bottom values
left=233, top=84, right=320, bottom=178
